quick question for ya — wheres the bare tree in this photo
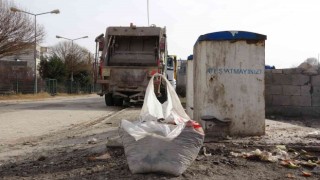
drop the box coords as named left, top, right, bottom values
left=49, top=41, right=93, bottom=80
left=0, top=0, right=45, bottom=58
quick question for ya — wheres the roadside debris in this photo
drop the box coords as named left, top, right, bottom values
left=280, top=160, right=300, bottom=169
left=202, top=147, right=212, bottom=157
left=306, top=131, right=320, bottom=139
left=37, top=155, right=46, bottom=161
left=302, top=171, right=312, bottom=177
left=106, top=136, right=123, bottom=148
left=285, top=173, right=295, bottom=179
left=22, top=141, right=37, bottom=146
left=230, top=148, right=285, bottom=162
left=88, top=153, right=111, bottom=161
left=87, top=137, right=98, bottom=144
left=231, top=145, right=319, bottom=177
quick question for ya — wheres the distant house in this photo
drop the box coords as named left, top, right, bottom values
left=0, top=45, right=48, bottom=78
left=0, top=45, right=49, bottom=93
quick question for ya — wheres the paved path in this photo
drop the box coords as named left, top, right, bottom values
left=0, top=95, right=118, bottom=144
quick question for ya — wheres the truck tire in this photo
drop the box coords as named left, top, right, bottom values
left=105, top=93, right=114, bottom=106
left=113, top=96, right=123, bottom=106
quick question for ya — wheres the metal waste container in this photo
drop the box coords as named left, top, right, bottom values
left=193, top=31, right=267, bottom=136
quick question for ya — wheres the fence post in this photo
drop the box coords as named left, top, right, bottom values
left=16, top=74, right=18, bottom=94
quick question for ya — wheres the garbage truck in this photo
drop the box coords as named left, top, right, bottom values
left=94, top=23, right=168, bottom=106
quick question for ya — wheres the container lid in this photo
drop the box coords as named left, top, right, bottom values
left=197, top=31, right=267, bottom=42
left=187, top=55, right=193, bottom=60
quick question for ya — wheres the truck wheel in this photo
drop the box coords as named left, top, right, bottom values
left=105, top=93, right=114, bottom=106
left=113, top=96, right=123, bottom=106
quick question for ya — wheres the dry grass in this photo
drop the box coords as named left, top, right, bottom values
left=0, top=92, right=87, bottom=101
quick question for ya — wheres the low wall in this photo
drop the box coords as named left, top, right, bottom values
left=265, top=68, right=320, bottom=117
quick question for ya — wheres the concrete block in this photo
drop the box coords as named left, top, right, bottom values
left=283, top=85, right=300, bottom=96
left=281, top=106, right=302, bottom=117
left=311, top=75, right=320, bottom=86
left=265, top=94, right=272, bottom=106
left=272, top=74, right=292, bottom=85
left=266, top=106, right=302, bottom=117
left=291, top=74, right=310, bottom=85
left=312, top=95, right=320, bottom=106
left=265, top=85, right=282, bottom=95
left=301, top=107, right=320, bottom=117
left=271, top=69, right=283, bottom=74
left=312, top=86, right=320, bottom=95
left=265, top=72, right=272, bottom=84
left=301, top=85, right=311, bottom=95
left=291, top=95, right=311, bottom=107
left=265, top=69, right=272, bottom=73
left=265, top=106, right=282, bottom=116
left=283, top=68, right=303, bottom=74
left=272, top=95, right=290, bottom=106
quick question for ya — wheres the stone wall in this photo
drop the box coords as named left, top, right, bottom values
left=265, top=68, right=320, bottom=117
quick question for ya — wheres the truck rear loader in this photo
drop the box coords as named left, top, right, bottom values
left=94, top=24, right=168, bottom=106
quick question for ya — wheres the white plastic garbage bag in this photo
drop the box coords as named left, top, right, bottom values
left=121, top=73, right=190, bottom=141
left=120, top=126, right=204, bottom=176
left=120, top=73, right=204, bottom=176
left=140, top=73, right=190, bottom=124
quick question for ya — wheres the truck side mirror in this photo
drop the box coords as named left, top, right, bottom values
left=98, top=41, right=104, bottom=51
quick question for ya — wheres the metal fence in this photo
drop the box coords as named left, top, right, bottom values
left=63, top=80, right=94, bottom=94
left=0, top=78, right=45, bottom=95
left=45, top=79, right=57, bottom=95
left=0, top=78, right=97, bottom=95
left=0, top=60, right=97, bottom=95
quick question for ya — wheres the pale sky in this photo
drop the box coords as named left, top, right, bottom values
left=11, top=0, right=320, bottom=69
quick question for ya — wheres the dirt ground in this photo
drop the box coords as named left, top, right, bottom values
left=0, top=99, right=320, bottom=179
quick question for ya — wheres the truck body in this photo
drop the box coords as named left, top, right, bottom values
left=95, top=24, right=168, bottom=106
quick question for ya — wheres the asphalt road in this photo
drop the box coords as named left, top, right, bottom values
left=0, top=95, right=117, bottom=144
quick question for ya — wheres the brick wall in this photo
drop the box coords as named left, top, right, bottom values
left=265, top=68, right=320, bottom=117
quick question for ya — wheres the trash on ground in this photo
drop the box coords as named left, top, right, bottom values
left=300, top=160, right=318, bottom=168
left=275, top=145, right=286, bottom=150
left=286, top=173, right=295, bottom=179
left=231, top=145, right=320, bottom=176
left=37, top=155, right=46, bottom=161
left=230, top=148, right=285, bottom=163
left=87, top=137, right=98, bottom=144
left=88, top=153, right=111, bottom=161
left=306, top=131, right=320, bottom=139
left=302, top=171, right=312, bottom=177
left=202, top=147, right=212, bottom=157
left=280, top=160, right=300, bottom=169
left=106, top=136, right=123, bottom=148
left=120, top=74, right=204, bottom=176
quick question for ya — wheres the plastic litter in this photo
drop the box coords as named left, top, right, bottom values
left=302, top=171, right=312, bottom=177
left=87, top=138, right=98, bottom=144
left=121, top=73, right=191, bottom=141
left=120, top=74, right=204, bottom=176
left=306, top=131, right=320, bottom=139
